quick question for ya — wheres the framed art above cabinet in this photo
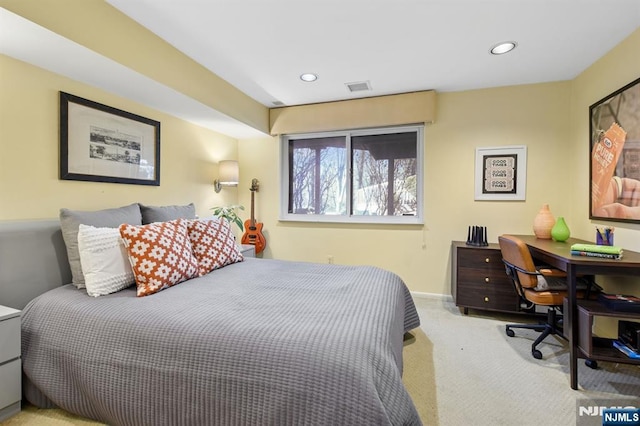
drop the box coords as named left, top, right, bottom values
left=474, top=145, right=527, bottom=201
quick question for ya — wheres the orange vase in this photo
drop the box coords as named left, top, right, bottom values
left=533, top=204, right=555, bottom=239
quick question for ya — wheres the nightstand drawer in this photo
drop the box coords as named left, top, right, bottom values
left=456, top=284, right=514, bottom=298
left=457, top=248, right=504, bottom=269
left=0, top=316, right=20, bottom=363
left=0, top=306, right=21, bottom=422
left=457, top=267, right=512, bottom=288
left=0, top=359, right=20, bottom=410
left=455, top=284, right=518, bottom=311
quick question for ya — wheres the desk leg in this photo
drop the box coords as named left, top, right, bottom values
left=567, top=265, right=578, bottom=390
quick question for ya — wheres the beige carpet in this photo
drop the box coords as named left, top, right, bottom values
left=403, top=329, right=437, bottom=425
left=414, top=296, right=640, bottom=426
left=3, top=297, right=639, bottom=425
left=0, top=407, right=101, bottom=426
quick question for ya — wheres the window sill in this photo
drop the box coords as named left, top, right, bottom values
left=278, top=214, right=423, bottom=226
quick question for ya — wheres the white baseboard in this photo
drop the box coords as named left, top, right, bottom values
left=410, top=291, right=453, bottom=302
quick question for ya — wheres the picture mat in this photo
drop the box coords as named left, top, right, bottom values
left=474, top=145, right=527, bottom=201
left=67, top=102, right=156, bottom=181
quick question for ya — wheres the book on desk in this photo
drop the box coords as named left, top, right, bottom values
left=570, top=243, right=624, bottom=259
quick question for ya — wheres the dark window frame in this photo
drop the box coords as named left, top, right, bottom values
left=280, top=125, right=424, bottom=225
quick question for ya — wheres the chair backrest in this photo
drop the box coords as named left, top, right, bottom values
left=498, top=235, right=539, bottom=289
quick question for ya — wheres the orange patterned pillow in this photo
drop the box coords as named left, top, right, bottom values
left=187, top=218, right=244, bottom=276
left=119, top=219, right=199, bottom=297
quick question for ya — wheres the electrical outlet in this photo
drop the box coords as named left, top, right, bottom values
left=327, top=255, right=334, bottom=264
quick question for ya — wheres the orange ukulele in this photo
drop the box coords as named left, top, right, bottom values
left=241, top=178, right=266, bottom=254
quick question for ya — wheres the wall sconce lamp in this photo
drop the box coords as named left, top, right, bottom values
left=214, top=160, right=239, bottom=193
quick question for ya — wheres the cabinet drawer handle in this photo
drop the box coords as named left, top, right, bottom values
left=485, top=258, right=490, bottom=263
left=485, top=277, right=490, bottom=283
left=484, top=297, right=490, bottom=302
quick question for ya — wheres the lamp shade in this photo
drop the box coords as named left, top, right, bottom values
left=218, top=160, right=239, bottom=185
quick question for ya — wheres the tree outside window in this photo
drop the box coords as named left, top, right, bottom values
left=282, top=126, right=423, bottom=224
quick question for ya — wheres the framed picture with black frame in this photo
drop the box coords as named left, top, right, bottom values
left=474, top=145, right=527, bottom=201
left=589, top=77, right=640, bottom=224
left=59, top=91, right=161, bottom=186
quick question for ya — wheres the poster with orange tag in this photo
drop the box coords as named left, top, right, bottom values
left=591, top=122, right=626, bottom=213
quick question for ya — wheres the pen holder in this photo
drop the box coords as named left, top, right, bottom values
left=596, top=228, right=614, bottom=246
left=466, top=225, right=488, bottom=247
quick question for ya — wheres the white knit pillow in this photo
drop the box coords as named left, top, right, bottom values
left=77, top=224, right=135, bottom=297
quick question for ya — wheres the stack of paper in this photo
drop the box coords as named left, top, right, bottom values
left=570, top=243, right=623, bottom=260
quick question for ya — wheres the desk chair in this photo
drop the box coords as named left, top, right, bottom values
left=498, top=235, right=598, bottom=360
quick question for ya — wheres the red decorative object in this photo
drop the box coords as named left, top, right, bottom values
left=241, top=178, right=266, bottom=254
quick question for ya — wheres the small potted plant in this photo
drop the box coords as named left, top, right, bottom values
left=210, top=204, right=245, bottom=233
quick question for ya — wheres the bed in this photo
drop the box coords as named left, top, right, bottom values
left=1, top=218, right=421, bottom=425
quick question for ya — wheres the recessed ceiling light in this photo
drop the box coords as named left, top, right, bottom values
left=490, top=41, right=517, bottom=55
left=300, top=73, right=318, bottom=82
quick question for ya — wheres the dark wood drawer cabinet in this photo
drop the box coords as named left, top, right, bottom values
left=451, top=241, right=520, bottom=314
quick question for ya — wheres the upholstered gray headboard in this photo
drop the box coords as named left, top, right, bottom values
left=0, top=220, right=71, bottom=310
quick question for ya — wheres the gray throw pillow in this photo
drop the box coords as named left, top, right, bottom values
left=60, top=203, right=142, bottom=288
left=140, top=203, right=196, bottom=224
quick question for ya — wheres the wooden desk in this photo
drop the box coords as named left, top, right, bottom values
left=511, top=235, right=640, bottom=390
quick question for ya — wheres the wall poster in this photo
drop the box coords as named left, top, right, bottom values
left=590, top=77, right=640, bottom=223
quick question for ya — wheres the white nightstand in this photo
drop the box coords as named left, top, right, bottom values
left=240, top=244, right=256, bottom=258
left=0, top=305, right=21, bottom=422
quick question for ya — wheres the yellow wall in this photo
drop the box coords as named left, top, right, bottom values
left=0, top=0, right=269, bottom=134
left=239, top=81, right=576, bottom=294
left=0, top=54, right=240, bottom=220
left=239, top=29, right=640, bottom=295
left=569, top=28, right=640, bottom=251
left=1, top=1, right=638, bottom=297
left=568, top=29, right=640, bottom=304
left=568, top=29, right=640, bottom=335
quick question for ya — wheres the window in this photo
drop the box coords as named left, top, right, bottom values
left=281, top=125, right=423, bottom=224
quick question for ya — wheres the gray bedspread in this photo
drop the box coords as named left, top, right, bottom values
left=21, top=258, right=421, bottom=426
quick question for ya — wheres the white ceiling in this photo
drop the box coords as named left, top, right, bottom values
left=0, top=7, right=266, bottom=139
left=2, top=1, right=639, bottom=139
left=107, top=0, right=640, bottom=107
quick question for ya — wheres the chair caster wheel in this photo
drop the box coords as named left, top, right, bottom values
left=585, top=359, right=598, bottom=369
left=532, top=349, right=543, bottom=360
left=506, top=328, right=515, bottom=337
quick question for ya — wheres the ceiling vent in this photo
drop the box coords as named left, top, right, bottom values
left=272, top=100, right=285, bottom=106
left=345, top=81, right=372, bottom=92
